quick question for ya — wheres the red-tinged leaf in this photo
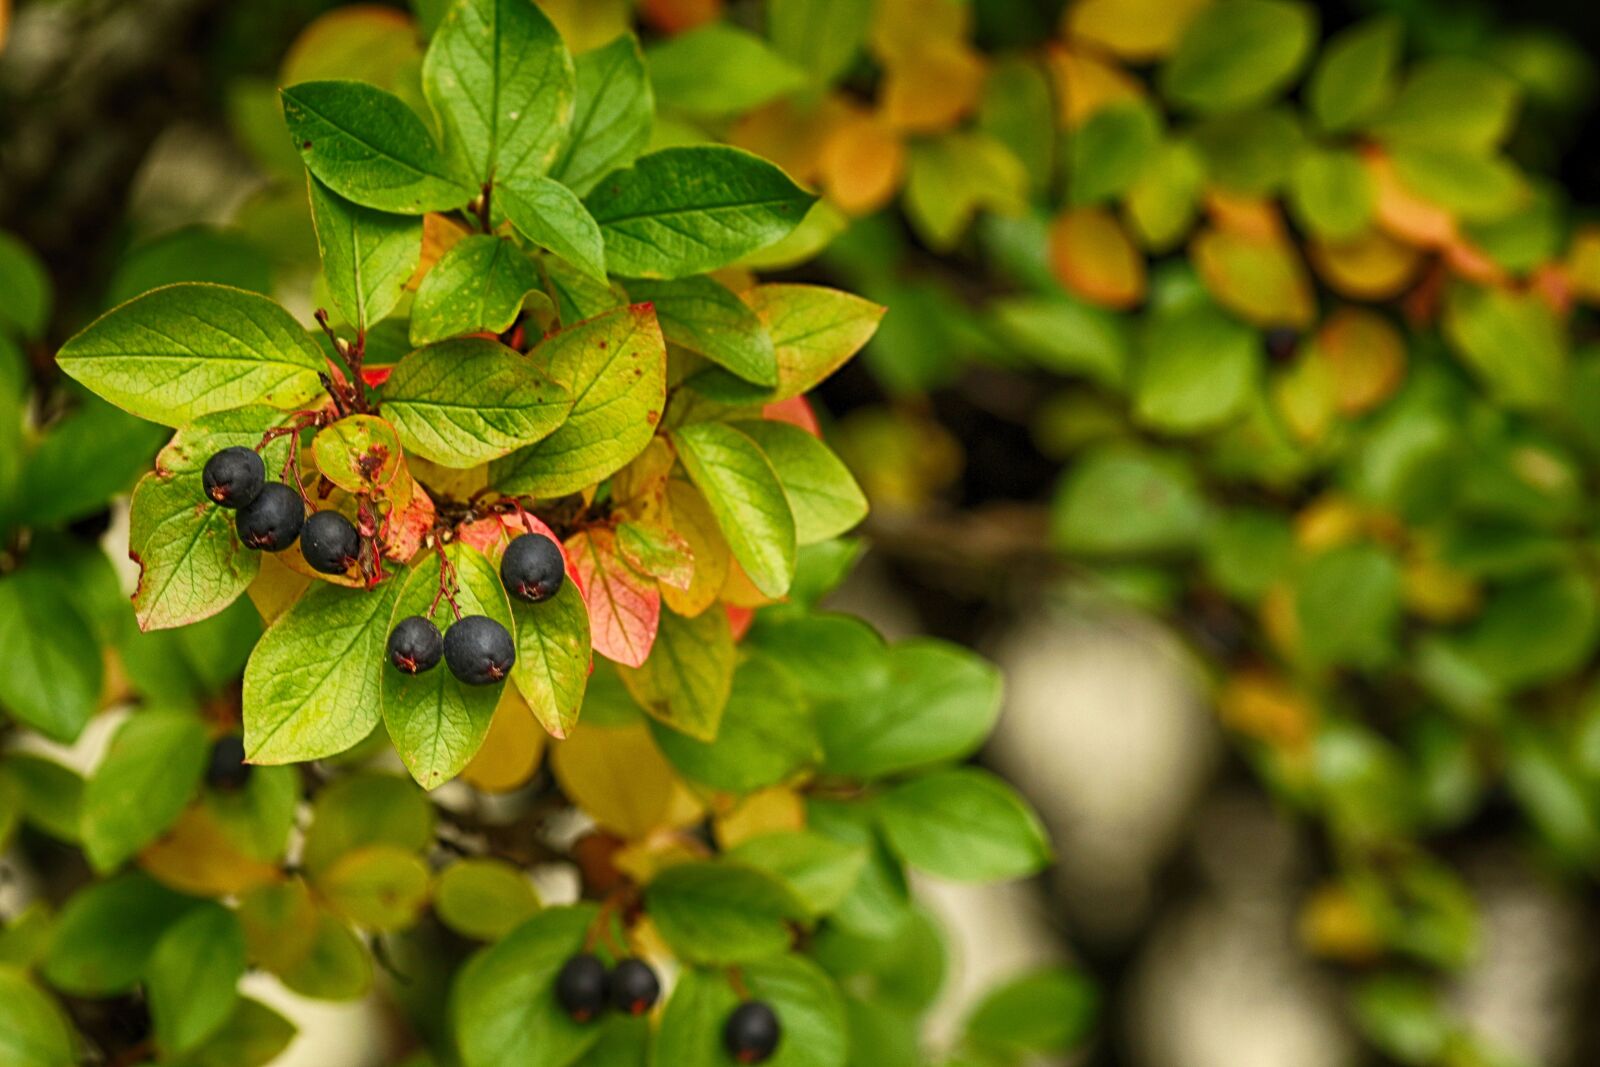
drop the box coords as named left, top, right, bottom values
left=382, top=482, right=434, bottom=564
left=763, top=395, right=820, bottom=437
left=727, top=605, right=754, bottom=641
left=617, top=520, right=695, bottom=591
left=361, top=366, right=393, bottom=387
left=567, top=528, right=659, bottom=667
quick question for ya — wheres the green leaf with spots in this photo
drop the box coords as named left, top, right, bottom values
left=628, top=276, right=777, bottom=386
left=672, top=421, right=796, bottom=598
left=56, top=284, right=327, bottom=427
left=307, top=176, right=420, bottom=331
left=383, top=337, right=572, bottom=467
left=410, top=235, right=543, bottom=346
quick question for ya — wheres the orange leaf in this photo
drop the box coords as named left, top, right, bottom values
left=1367, top=151, right=1455, bottom=249
left=729, top=98, right=843, bottom=188
left=819, top=112, right=907, bottom=216
left=882, top=41, right=986, bottom=133
left=408, top=213, right=473, bottom=290
left=763, top=396, right=821, bottom=437
left=281, top=5, right=418, bottom=90
left=726, top=605, right=755, bottom=641
left=1048, top=208, right=1145, bottom=309
left=1044, top=43, right=1144, bottom=128
left=1313, top=308, right=1407, bottom=416
left=1309, top=229, right=1423, bottom=301
left=380, top=480, right=435, bottom=564
left=567, top=527, right=659, bottom=667
left=1203, top=190, right=1285, bottom=241
left=639, top=0, right=721, bottom=33
left=1193, top=228, right=1314, bottom=328
left=140, top=806, right=283, bottom=898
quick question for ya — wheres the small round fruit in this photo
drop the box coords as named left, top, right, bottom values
left=501, top=532, right=565, bottom=602
left=302, top=510, right=361, bottom=575
left=388, top=616, right=444, bottom=675
left=609, top=958, right=660, bottom=1016
left=206, top=734, right=252, bottom=791
left=724, top=1001, right=781, bottom=1064
left=202, top=447, right=266, bottom=509
left=236, top=483, right=304, bottom=551
left=555, top=954, right=609, bottom=1023
left=443, top=615, right=516, bottom=685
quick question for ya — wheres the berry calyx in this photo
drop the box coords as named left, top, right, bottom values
left=723, top=1001, right=781, bottom=1064
left=500, top=532, right=565, bottom=603
left=387, top=616, right=443, bottom=674
left=202, top=447, right=266, bottom=509
left=554, top=954, right=608, bottom=1023
left=236, top=483, right=304, bottom=551
left=443, top=615, right=516, bottom=685
left=205, top=734, right=251, bottom=791
left=609, top=958, right=660, bottom=1016
left=302, top=510, right=361, bottom=575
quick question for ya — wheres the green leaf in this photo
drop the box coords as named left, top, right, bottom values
left=307, top=176, right=421, bottom=331
left=130, top=407, right=290, bottom=631
left=542, top=252, right=627, bottom=323
left=806, top=799, right=910, bottom=939
left=14, top=396, right=165, bottom=528
left=205, top=763, right=299, bottom=863
left=688, top=284, right=884, bottom=404
left=1367, top=56, right=1519, bottom=153
left=617, top=605, right=734, bottom=741
left=628, top=276, right=777, bottom=386
left=989, top=294, right=1128, bottom=387
left=1444, top=285, right=1566, bottom=410
left=491, top=304, right=666, bottom=496
left=769, top=0, right=873, bottom=86
left=1, top=756, right=84, bottom=843
left=733, top=421, right=867, bottom=544
left=1134, top=301, right=1260, bottom=433
left=0, top=569, right=101, bottom=742
left=435, top=858, right=540, bottom=940
left=656, top=957, right=848, bottom=1067
left=499, top=176, right=608, bottom=282
left=1287, top=147, right=1374, bottom=238
left=1445, top=573, right=1598, bottom=693
left=1389, top=147, right=1527, bottom=222
left=451, top=905, right=602, bottom=1067
left=108, top=226, right=273, bottom=305
left=726, top=831, right=868, bottom=919
left=646, top=25, right=807, bottom=117
left=282, top=80, right=472, bottom=214
left=42, top=873, right=200, bottom=996
left=0, top=966, right=74, bottom=1067
left=1068, top=102, right=1161, bottom=207
left=422, top=0, right=574, bottom=184
left=410, top=235, right=543, bottom=346
left=319, top=844, right=432, bottom=930
left=1294, top=543, right=1403, bottom=671
left=302, top=773, right=435, bottom=876
left=278, top=912, right=372, bottom=1001
left=510, top=578, right=592, bottom=739
left=148, top=903, right=246, bottom=1056
left=1052, top=444, right=1207, bottom=556
left=56, top=283, right=327, bottom=427
left=170, top=998, right=296, bottom=1067
left=672, top=421, right=796, bottom=598
left=81, top=709, right=208, bottom=873
left=645, top=861, right=798, bottom=965
left=585, top=146, right=816, bottom=279
left=1308, top=15, right=1401, bottom=132
left=383, top=337, right=572, bottom=466
left=815, top=639, right=1000, bottom=780
left=963, top=967, right=1097, bottom=1055
left=744, top=613, right=888, bottom=702
left=243, top=578, right=401, bottom=765
left=0, top=232, right=50, bottom=340
left=1161, top=0, right=1316, bottom=113
left=383, top=543, right=514, bottom=788
left=878, top=768, right=1051, bottom=881
left=550, top=34, right=655, bottom=197
left=651, top=653, right=815, bottom=791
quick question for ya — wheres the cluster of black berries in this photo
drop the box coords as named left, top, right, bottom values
left=385, top=531, right=565, bottom=686
left=203, top=446, right=360, bottom=575
left=555, top=954, right=779, bottom=1062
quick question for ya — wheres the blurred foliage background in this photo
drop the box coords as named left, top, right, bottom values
left=11, top=0, right=1600, bottom=1064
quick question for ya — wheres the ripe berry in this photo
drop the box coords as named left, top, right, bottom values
left=387, top=616, right=444, bottom=674
left=501, top=533, right=565, bottom=602
left=236, top=483, right=304, bottom=550
left=443, top=615, right=516, bottom=685
left=202, top=447, right=266, bottom=509
left=555, top=954, right=609, bottom=1023
left=724, top=1001, right=781, bottom=1064
left=609, top=958, right=660, bottom=1016
left=302, top=510, right=361, bottom=575
left=205, top=734, right=251, bottom=791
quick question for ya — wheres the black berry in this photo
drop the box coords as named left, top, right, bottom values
left=609, top=958, right=660, bottom=1016
left=555, top=954, right=609, bottom=1023
left=202, top=447, right=266, bottom=509
left=444, top=615, right=516, bottom=685
left=724, top=1001, right=780, bottom=1064
left=205, top=734, right=251, bottom=791
left=387, top=616, right=444, bottom=674
left=236, top=483, right=304, bottom=551
left=302, top=510, right=361, bottom=575
left=501, top=533, right=565, bottom=603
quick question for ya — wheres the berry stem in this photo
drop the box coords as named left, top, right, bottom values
left=429, top=539, right=464, bottom=621
left=725, top=966, right=751, bottom=1001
